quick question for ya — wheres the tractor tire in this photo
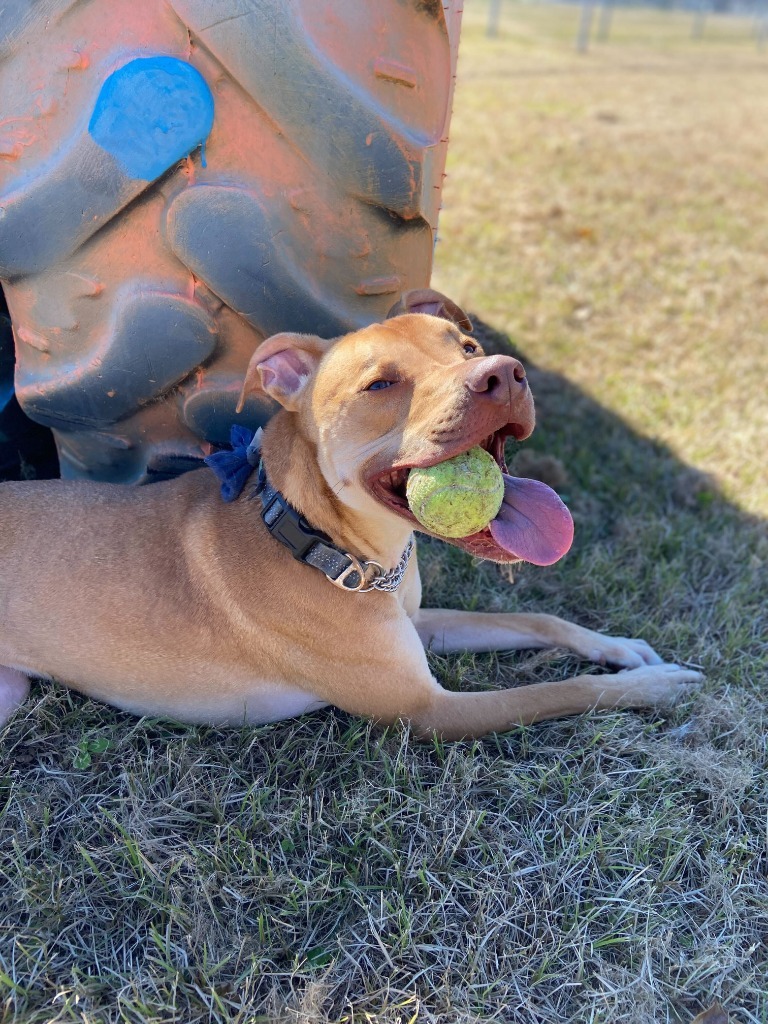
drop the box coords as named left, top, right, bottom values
left=0, top=0, right=463, bottom=483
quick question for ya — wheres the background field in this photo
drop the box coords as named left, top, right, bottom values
left=1, top=5, right=767, bottom=1023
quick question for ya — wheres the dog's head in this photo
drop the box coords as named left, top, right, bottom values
left=237, top=290, right=573, bottom=565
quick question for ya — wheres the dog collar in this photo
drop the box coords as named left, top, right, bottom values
left=255, top=464, right=413, bottom=592
left=205, top=425, right=413, bottom=593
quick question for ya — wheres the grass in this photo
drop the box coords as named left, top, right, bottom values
left=1, top=5, right=767, bottom=1022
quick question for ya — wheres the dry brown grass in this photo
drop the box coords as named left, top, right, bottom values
left=1, top=5, right=767, bottom=1023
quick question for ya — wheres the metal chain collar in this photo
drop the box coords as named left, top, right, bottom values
left=355, top=537, right=414, bottom=593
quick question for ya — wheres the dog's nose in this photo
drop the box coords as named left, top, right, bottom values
left=464, top=355, right=527, bottom=400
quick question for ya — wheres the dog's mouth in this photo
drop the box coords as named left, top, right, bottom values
left=368, top=426, right=574, bottom=565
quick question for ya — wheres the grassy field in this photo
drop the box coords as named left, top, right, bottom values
left=2, top=5, right=767, bottom=1023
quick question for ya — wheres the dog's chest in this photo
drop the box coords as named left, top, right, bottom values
left=71, top=675, right=330, bottom=728
left=179, top=679, right=330, bottom=726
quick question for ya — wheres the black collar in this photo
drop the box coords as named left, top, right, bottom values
left=253, top=462, right=413, bottom=593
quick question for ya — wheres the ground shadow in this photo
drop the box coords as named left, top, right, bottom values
left=473, top=314, right=727, bottom=517
left=416, top=315, right=765, bottom=675
left=0, top=287, right=59, bottom=481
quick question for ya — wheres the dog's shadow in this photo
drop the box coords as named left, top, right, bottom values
left=418, top=316, right=765, bottom=687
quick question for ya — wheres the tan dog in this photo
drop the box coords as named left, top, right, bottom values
left=0, top=292, right=701, bottom=739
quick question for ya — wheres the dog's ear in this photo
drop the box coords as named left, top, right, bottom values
left=386, top=288, right=473, bottom=333
left=236, top=333, right=331, bottom=413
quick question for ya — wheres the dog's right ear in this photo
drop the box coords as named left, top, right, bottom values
left=386, top=288, right=473, bottom=333
left=236, top=332, right=331, bottom=413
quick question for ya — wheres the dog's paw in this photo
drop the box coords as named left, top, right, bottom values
left=582, top=633, right=664, bottom=670
left=598, top=662, right=704, bottom=710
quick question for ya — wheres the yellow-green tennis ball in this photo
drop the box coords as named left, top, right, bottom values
left=406, top=446, right=504, bottom=538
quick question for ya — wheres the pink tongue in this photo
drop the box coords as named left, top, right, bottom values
left=489, top=474, right=574, bottom=565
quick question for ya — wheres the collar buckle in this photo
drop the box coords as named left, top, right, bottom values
left=262, top=493, right=318, bottom=561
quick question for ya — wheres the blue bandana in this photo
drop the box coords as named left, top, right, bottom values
left=204, top=424, right=262, bottom=502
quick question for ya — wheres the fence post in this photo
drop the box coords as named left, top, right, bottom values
left=488, top=0, right=502, bottom=38
left=597, top=0, right=613, bottom=42
left=757, top=13, right=768, bottom=51
left=691, top=2, right=707, bottom=40
left=576, top=2, right=594, bottom=52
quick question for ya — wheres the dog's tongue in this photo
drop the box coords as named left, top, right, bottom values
left=489, top=475, right=574, bottom=565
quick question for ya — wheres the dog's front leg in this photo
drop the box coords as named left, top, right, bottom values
left=407, top=663, right=703, bottom=741
left=412, top=609, right=666, bottom=670
left=322, top=615, right=701, bottom=742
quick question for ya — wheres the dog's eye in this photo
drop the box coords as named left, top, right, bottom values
left=365, top=379, right=395, bottom=391
left=463, top=343, right=477, bottom=354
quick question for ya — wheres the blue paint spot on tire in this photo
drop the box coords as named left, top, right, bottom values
left=89, top=56, right=214, bottom=181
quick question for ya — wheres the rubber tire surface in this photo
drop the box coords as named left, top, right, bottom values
left=0, top=0, right=462, bottom=482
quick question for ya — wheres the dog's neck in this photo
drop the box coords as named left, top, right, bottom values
left=259, top=413, right=413, bottom=570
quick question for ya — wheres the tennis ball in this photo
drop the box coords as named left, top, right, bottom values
left=406, top=446, right=504, bottom=538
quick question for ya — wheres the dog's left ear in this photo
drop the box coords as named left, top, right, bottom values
left=236, top=332, right=332, bottom=413
left=386, top=288, right=473, bottom=333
